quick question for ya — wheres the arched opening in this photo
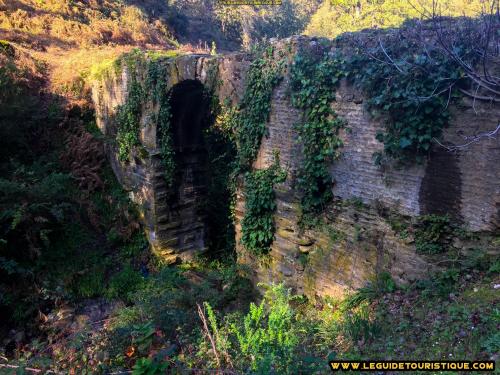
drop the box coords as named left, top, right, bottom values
left=165, top=80, right=236, bottom=258
left=170, top=80, right=211, bottom=157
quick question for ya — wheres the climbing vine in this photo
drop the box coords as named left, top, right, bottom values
left=202, top=68, right=239, bottom=256
left=110, top=50, right=177, bottom=187
left=290, top=47, right=346, bottom=219
left=213, top=44, right=288, bottom=255
left=111, top=45, right=290, bottom=256
left=115, top=74, right=144, bottom=162
left=146, top=59, right=175, bottom=187
left=241, top=154, right=287, bottom=256
left=344, top=29, right=473, bottom=165
left=234, top=45, right=287, bottom=171
left=114, top=50, right=148, bottom=162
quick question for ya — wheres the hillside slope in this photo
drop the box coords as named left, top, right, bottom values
left=305, top=0, right=487, bottom=38
left=0, top=0, right=175, bottom=49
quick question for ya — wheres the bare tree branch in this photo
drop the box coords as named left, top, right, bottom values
left=378, top=38, right=404, bottom=73
left=459, top=87, right=500, bottom=102
left=433, top=123, right=500, bottom=152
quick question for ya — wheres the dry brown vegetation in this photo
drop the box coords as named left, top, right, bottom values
left=0, top=0, right=181, bottom=97
left=0, top=0, right=176, bottom=49
left=60, top=113, right=104, bottom=193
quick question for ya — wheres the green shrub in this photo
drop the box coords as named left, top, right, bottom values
left=342, top=303, right=379, bottom=343
left=344, top=271, right=396, bottom=309
left=72, top=268, right=106, bottom=298
left=107, top=265, right=144, bottom=301
left=488, top=260, right=500, bottom=275
left=133, top=357, right=168, bottom=375
left=0, top=169, right=74, bottom=255
left=232, top=284, right=300, bottom=373
left=416, top=268, right=460, bottom=298
left=201, top=283, right=313, bottom=374
left=121, top=233, right=148, bottom=258
left=482, top=331, right=500, bottom=355
left=415, top=214, right=451, bottom=254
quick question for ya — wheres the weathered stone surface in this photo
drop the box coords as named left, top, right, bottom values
left=91, top=53, right=250, bottom=262
left=92, top=36, right=499, bottom=299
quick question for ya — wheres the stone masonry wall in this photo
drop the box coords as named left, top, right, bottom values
left=92, top=36, right=499, bottom=298
left=92, top=52, right=250, bottom=263
left=235, top=36, right=499, bottom=298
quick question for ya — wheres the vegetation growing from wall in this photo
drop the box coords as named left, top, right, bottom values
left=109, top=49, right=147, bottom=162
left=344, top=23, right=475, bottom=164
left=290, top=46, right=346, bottom=219
left=241, top=156, right=287, bottom=256
left=145, top=58, right=176, bottom=187
left=116, top=76, right=145, bottom=161
left=105, top=50, right=179, bottom=186
left=203, top=99, right=239, bottom=257
left=234, top=45, right=287, bottom=171
left=213, top=44, right=288, bottom=255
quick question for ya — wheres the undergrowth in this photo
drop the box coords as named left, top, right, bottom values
left=0, top=45, right=151, bottom=347
left=8, top=250, right=498, bottom=374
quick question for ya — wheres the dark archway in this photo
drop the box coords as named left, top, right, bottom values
left=170, top=80, right=211, bottom=156
left=166, top=80, right=236, bottom=257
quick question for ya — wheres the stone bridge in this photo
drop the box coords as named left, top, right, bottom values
left=92, top=36, right=499, bottom=298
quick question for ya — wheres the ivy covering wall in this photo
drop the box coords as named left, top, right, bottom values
left=105, top=50, right=177, bottom=187
left=343, top=25, right=475, bottom=165
left=240, top=156, right=286, bottom=255
left=233, top=45, right=289, bottom=255
left=290, top=45, right=346, bottom=221
left=100, top=30, right=477, bottom=258
left=233, top=45, right=287, bottom=172
left=145, top=59, right=175, bottom=187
